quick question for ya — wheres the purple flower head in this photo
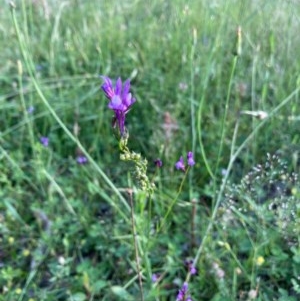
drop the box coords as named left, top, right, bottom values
left=40, top=136, right=49, bottom=147
left=190, top=265, right=197, bottom=275
left=185, top=259, right=197, bottom=275
left=187, top=151, right=195, bottom=166
left=176, top=282, right=188, bottom=301
left=76, top=155, right=88, bottom=164
left=154, top=159, right=163, bottom=168
left=151, top=273, right=158, bottom=283
left=175, top=151, right=195, bottom=171
left=175, top=156, right=185, bottom=171
left=101, top=76, right=136, bottom=136
left=27, top=106, right=35, bottom=114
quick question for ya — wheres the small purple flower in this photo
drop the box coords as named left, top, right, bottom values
left=175, top=151, right=196, bottom=171
left=190, top=265, right=197, bottom=275
left=185, top=259, right=197, bottom=275
left=187, top=151, right=195, bottom=166
left=175, top=156, right=185, bottom=171
left=40, top=136, right=49, bottom=147
left=76, top=155, right=88, bottom=164
left=27, top=106, right=35, bottom=114
left=101, top=76, right=136, bottom=136
left=151, top=273, right=158, bottom=283
left=176, top=282, right=188, bottom=301
left=154, top=159, right=163, bottom=168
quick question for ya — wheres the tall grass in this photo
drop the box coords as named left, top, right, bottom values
left=0, top=0, right=299, bottom=300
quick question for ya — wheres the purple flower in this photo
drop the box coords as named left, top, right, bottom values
left=101, top=76, right=136, bottom=136
left=187, top=151, right=195, bottom=166
left=176, top=282, right=188, bottom=301
left=154, top=159, right=163, bottom=168
left=27, top=106, right=35, bottom=114
left=175, top=156, right=185, bottom=171
left=151, top=273, right=158, bottom=283
left=76, top=155, right=88, bottom=164
left=184, top=259, right=197, bottom=275
left=40, top=136, right=49, bottom=147
left=190, top=265, right=197, bottom=275
left=175, top=151, right=196, bottom=171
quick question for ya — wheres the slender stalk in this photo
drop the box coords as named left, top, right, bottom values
left=157, top=167, right=189, bottom=233
left=214, top=55, right=238, bottom=176
left=17, top=60, right=35, bottom=151
left=189, top=28, right=197, bottom=176
left=196, top=3, right=232, bottom=181
left=191, top=198, right=197, bottom=249
left=128, top=189, right=144, bottom=301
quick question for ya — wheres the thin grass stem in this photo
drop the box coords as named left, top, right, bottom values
left=128, top=189, right=145, bottom=301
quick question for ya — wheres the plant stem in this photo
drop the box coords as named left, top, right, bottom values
left=158, top=167, right=189, bottom=233
left=128, top=189, right=144, bottom=301
left=214, top=55, right=238, bottom=176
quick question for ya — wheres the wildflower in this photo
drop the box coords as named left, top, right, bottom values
left=58, top=256, right=66, bottom=265
left=221, top=168, right=228, bottom=177
left=248, top=289, right=258, bottom=300
left=255, top=256, right=265, bottom=266
left=185, top=259, right=197, bottom=275
left=40, top=136, right=49, bottom=147
left=76, top=155, right=88, bottom=164
left=176, top=282, right=188, bottom=301
left=212, top=262, right=225, bottom=279
left=27, top=106, right=35, bottom=114
left=175, top=151, right=195, bottom=171
left=154, top=159, right=163, bottom=168
left=22, top=249, right=30, bottom=257
left=190, top=265, right=197, bottom=275
left=151, top=274, right=158, bottom=283
left=175, top=156, right=185, bottom=171
left=101, top=76, right=136, bottom=136
left=187, top=151, right=195, bottom=166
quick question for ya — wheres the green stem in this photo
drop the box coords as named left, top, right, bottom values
left=157, top=167, right=189, bottom=233
left=128, top=190, right=144, bottom=301
left=214, top=55, right=238, bottom=176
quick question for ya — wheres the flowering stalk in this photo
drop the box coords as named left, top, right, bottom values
left=101, top=76, right=156, bottom=299
left=119, top=136, right=155, bottom=194
left=101, top=76, right=154, bottom=194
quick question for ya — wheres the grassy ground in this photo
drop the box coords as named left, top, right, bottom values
left=0, top=0, right=300, bottom=300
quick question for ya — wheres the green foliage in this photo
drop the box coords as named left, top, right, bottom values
left=0, top=0, right=299, bottom=300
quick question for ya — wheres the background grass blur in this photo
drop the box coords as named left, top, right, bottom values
left=0, top=0, right=300, bottom=300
